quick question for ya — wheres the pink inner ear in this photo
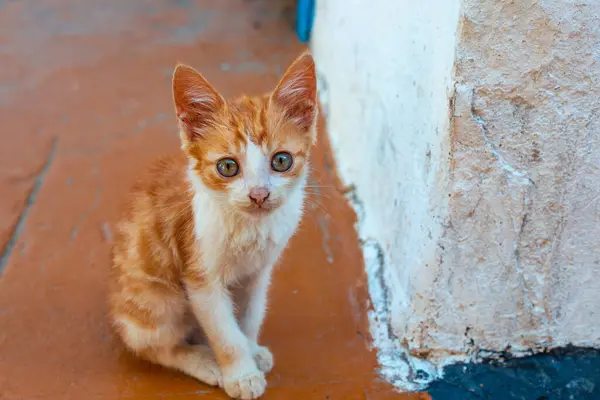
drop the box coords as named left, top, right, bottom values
left=281, top=97, right=316, bottom=131
left=172, top=65, right=224, bottom=140
left=272, top=53, right=317, bottom=131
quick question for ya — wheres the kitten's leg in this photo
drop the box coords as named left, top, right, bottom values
left=186, top=280, right=266, bottom=400
left=111, top=290, right=222, bottom=387
left=239, top=266, right=275, bottom=374
left=141, top=343, right=222, bottom=387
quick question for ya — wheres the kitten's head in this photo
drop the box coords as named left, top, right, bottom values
left=172, top=51, right=317, bottom=217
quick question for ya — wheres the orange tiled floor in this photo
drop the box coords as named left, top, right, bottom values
left=0, top=1, right=427, bottom=399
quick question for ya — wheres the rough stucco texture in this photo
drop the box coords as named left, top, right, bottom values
left=314, top=0, right=600, bottom=367
left=423, top=0, right=600, bottom=358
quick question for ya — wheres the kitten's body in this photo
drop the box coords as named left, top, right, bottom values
left=110, top=53, right=317, bottom=400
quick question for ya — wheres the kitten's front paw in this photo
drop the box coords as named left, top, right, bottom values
left=252, top=345, right=274, bottom=374
left=190, top=346, right=223, bottom=387
left=194, top=357, right=222, bottom=387
left=223, top=368, right=266, bottom=400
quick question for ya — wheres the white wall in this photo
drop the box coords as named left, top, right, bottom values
left=313, top=0, right=600, bottom=391
left=312, top=0, right=461, bottom=389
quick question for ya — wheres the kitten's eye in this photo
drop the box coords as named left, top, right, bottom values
left=271, top=152, right=293, bottom=172
left=216, top=158, right=239, bottom=178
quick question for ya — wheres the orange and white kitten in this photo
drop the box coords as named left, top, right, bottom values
left=109, top=51, right=317, bottom=400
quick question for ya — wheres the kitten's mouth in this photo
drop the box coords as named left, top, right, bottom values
left=245, top=206, right=274, bottom=215
left=243, top=203, right=278, bottom=216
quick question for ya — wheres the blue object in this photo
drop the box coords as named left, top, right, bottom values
left=296, top=0, right=315, bottom=43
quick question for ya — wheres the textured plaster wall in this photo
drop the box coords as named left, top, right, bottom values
left=436, top=0, right=600, bottom=356
left=313, top=0, right=600, bottom=388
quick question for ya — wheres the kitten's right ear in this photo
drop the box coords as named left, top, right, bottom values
left=172, top=64, right=225, bottom=141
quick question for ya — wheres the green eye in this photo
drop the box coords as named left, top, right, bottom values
left=271, top=152, right=293, bottom=172
left=216, top=158, right=239, bottom=177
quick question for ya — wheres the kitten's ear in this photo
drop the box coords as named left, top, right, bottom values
left=172, top=64, right=225, bottom=141
left=271, top=51, right=317, bottom=131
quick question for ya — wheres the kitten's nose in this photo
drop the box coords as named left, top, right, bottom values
left=248, top=187, right=270, bottom=206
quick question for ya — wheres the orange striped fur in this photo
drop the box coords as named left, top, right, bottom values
left=109, top=51, right=317, bottom=399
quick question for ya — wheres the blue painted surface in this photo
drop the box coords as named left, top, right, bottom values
left=296, top=0, right=315, bottom=42
left=428, top=347, right=600, bottom=400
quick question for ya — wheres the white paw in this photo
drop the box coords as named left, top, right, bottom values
left=223, top=367, right=266, bottom=400
left=252, top=345, right=274, bottom=374
left=190, top=346, right=223, bottom=387
left=193, top=357, right=222, bottom=387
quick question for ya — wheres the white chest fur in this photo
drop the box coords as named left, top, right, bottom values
left=189, top=173, right=305, bottom=284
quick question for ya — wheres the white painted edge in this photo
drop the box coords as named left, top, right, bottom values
left=316, top=71, right=441, bottom=392
left=348, top=195, right=440, bottom=392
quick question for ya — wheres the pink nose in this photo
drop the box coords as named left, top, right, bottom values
left=248, top=187, right=270, bottom=206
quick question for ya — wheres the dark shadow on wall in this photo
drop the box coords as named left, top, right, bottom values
left=427, top=347, right=600, bottom=400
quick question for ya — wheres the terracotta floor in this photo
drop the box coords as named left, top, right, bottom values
left=0, top=1, right=427, bottom=399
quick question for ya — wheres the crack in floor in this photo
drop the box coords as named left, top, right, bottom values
left=0, top=138, right=58, bottom=274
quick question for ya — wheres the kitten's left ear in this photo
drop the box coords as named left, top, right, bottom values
left=172, top=64, right=225, bottom=141
left=271, top=51, right=318, bottom=132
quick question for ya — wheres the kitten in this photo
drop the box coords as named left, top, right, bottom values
left=109, top=51, right=317, bottom=400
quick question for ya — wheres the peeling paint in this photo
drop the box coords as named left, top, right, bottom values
left=316, top=215, right=334, bottom=264
left=343, top=185, right=439, bottom=391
